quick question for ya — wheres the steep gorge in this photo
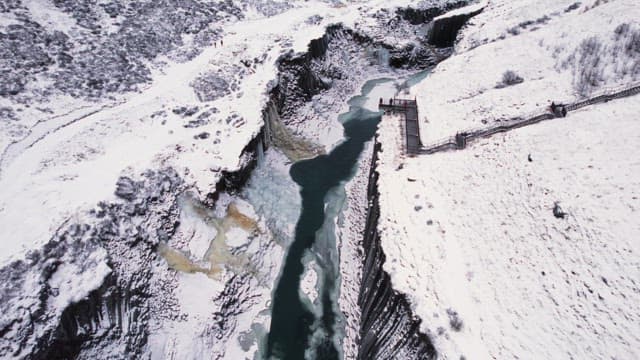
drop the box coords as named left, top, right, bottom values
left=0, top=3, right=481, bottom=358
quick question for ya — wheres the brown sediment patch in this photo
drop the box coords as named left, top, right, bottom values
left=226, top=202, right=259, bottom=232
left=203, top=219, right=235, bottom=279
left=266, top=102, right=325, bottom=161
left=158, top=242, right=208, bottom=274
left=158, top=200, right=263, bottom=280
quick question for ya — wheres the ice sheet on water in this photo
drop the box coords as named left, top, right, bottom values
left=243, top=149, right=302, bottom=246
left=299, top=252, right=319, bottom=306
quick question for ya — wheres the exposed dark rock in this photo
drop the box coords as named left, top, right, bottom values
left=553, top=202, right=567, bottom=219
left=191, top=73, right=231, bottom=102
left=565, top=2, right=581, bottom=13
left=253, top=0, right=292, bottom=17
left=306, top=14, right=323, bottom=25
left=428, top=5, right=483, bottom=48
left=172, top=106, right=199, bottom=117
left=395, top=1, right=470, bottom=26
left=358, top=141, right=437, bottom=360
left=389, top=42, right=438, bottom=69
left=184, top=110, right=212, bottom=128
left=213, top=132, right=263, bottom=200
left=114, top=177, right=138, bottom=201
left=446, top=308, right=463, bottom=331
left=0, top=75, right=24, bottom=96
left=0, top=0, right=22, bottom=13
left=194, top=132, right=210, bottom=139
left=0, top=107, right=17, bottom=121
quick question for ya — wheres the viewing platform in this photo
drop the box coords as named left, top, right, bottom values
left=379, top=98, right=421, bottom=155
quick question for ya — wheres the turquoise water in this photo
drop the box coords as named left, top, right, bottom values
left=266, top=72, right=426, bottom=359
left=266, top=79, right=393, bottom=360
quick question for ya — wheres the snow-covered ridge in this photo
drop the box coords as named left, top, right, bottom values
left=376, top=0, right=640, bottom=359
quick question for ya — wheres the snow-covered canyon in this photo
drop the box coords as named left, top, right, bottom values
left=0, top=0, right=468, bottom=358
left=2, top=0, right=638, bottom=359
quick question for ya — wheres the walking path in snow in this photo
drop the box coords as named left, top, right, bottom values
left=417, top=82, right=640, bottom=155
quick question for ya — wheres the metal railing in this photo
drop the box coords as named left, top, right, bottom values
left=379, top=98, right=421, bottom=155
left=418, top=81, right=640, bottom=155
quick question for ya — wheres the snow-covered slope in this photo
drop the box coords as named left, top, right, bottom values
left=414, top=0, right=639, bottom=144
left=376, top=0, right=640, bottom=359
left=0, top=0, right=344, bottom=268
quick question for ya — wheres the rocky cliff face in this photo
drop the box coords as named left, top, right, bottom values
left=0, top=169, right=184, bottom=359
left=0, top=146, right=273, bottom=359
left=428, top=5, right=483, bottom=47
left=357, top=141, right=436, bottom=360
left=396, top=1, right=470, bottom=25
left=355, top=5, right=482, bottom=359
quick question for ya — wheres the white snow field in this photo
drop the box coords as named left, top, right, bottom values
left=376, top=0, right=640, bottom=359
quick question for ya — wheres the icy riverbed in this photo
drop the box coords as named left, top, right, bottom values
left=147, top=148, right=300, bottom=359
left=266, top=77, right=399, bottom=360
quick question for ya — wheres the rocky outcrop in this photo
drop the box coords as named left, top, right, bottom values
left=428, top=5, right=483, bottom=48
left=0, top=169, right=184, bottom=359
left=212, top=129, right=265, bottom=202
left=32, top=274, right=144, bottom=360
left=274, top=23, right=445, bottom=122
left=388, top=2, right=475, bottom=68
left=395, top=1, right=470, bottom=25
left=270, top=25, right=337, bottom=121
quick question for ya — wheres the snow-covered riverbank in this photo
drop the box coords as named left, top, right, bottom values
left=376, top=0, right=640, bottom=359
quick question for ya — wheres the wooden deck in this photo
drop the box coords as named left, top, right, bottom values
left=379, top=99, right=421, bottom=155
